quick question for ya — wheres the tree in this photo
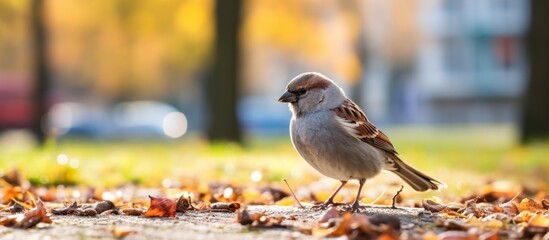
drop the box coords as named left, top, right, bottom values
left=207, top=0, right=242, bottom=143
left=30, top=0, right=48, bottom=144
left=521, top=0, right=549, bottom=142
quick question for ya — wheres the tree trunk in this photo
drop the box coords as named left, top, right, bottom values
left=30, top=0, right=48, bottom=144
left=207, top=0, right=242, bottom=143
left=521, top=0, right=549, bottom=142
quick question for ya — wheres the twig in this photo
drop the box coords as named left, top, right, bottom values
left=282, top=178, right=304, bottom=208
left=370, top=188, right=387, bottom=205
left=391, top=185, right=404, bottom=209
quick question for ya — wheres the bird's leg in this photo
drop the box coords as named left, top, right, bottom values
left=313, top=180, right=347, bottom=209
left=351, top=179, right=366, bottom=212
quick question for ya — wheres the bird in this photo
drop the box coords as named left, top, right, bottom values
left=278, top=72, right=444, bottom=211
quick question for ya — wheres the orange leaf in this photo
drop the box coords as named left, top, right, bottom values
left=528, top=213, right=549, bottom=228
left=143, top=196, right=177, bottom=218
left=517, top=198, right=544, bottom=213
left=112, top=227, right=138, bottom=238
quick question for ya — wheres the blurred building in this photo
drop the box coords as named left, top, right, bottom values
left=362, top=0, right=529, bottom=124
left=242, top=0, right=531, bottom=136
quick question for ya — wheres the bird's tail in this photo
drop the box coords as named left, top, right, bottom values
left=386, top=156, right=445, bottom=192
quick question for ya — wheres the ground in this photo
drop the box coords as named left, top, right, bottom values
left=0, top=125, right=547, bottom=239
left=0, top=205, right=436, bottom=239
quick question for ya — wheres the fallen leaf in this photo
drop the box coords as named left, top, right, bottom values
left=196, top=201, right=211, bottom=211
left=15, top=200, right=52, bottom=229
left=1, top=201, right=25, bottom=213
left=72, top=208, right=97, bottom=216
left=211, top=202, right=240, bottom=212
left=318, top=207, right=340, bottom=223
left=528, top=213, right=549, bottom=228
left=542, top=199, right=549, bottom=209
left=121, top=208, right=144, bottom=216
left=517, top=198, right=544, bottom=213
left=440, top=208, right=468, bottom=218
left=0, top=216, right=17, bottom=226
left=0, top=168, right=25, bottom=187
left=143, top=196, right=177, bottom=218
left=369, top=214, right=402, bottom=232
left=498, top=200, right=519, bottom=216
left=316, top=212, right=400, bottom=239
left=92, top=200, right=116, bottom=214
left=176, top=195, right=193, bottom=212
left=436, top=218, right=471, bottom=231
left=437, top=230, right=476, bottom=240
left=513, top=211, right=535, bottom=223
left=236, top=208, right=287, bottom=228
left=112, top=226, right=138, bottom=239
left=521, top=224, right=549, bottom=239
left=236, top=208, right=254, bottom=225
left=51, top=201, right=78, bottom=215
left=423, top=199, right=448, bottom=213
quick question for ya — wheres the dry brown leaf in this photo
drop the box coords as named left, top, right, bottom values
left=436, top=218, right=471, bottom=231
left=1, top=201, right=25, bottom=213
left=92, top=200, right=116, bottom=214
left=423, top=199, right=448, bottom=213
left=440, top=208, right=468, bottom=218
left=121, top=208, right=144, bottom=216
left=143, top=196, right=177, bottom=218
left=0, top=216, right=17, bottom=227
left=236, top=208, right=286, bottom=228
left=176, top=195, right=193, bottom=212
left=236, top=208, right=254, bottom=225
left=459, top=198, right=502, bottom=218
left=316, top=212, right=400, bottom=239
left=498, top=200, right=519, bottom=216
left=51, top=201, right=78, bottom=215
left=542, top=199, right=549, bottom=210
left=211, top=202, right=241, bottom=212
left=72, top=208, right=97, bottom=216
left=0, top=168, right=25, bottom=187
left=15, top=200, right=52, bottom=229
left=51, top=201, right=114, bottom=216
left=318, top=207, right=340, bottom=223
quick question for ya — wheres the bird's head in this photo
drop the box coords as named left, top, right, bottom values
left=278, top=72, right=346, bottom=116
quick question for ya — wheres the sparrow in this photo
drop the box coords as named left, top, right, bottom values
left=278, top=72, right=444, bottom=211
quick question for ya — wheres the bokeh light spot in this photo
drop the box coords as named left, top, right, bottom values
left=162, top=112, right=188, bottom=138
left=57, top=154, right=69, bottom=165
left=250, top=170, right=262, bottom=182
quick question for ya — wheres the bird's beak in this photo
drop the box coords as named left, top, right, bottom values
left=278, top=91, right=297, bottom=103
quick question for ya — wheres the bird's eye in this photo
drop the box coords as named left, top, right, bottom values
left=297, top=88, right=307, bottom=95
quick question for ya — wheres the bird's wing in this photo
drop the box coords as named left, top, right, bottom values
left=332, top=99, right=397, bottom=154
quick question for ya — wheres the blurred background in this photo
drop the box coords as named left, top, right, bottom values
left=0, top=0, right=547, bottom=196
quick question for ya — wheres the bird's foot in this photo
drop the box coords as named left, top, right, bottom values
left=311, top=201, right=332, bottom=210
left=311, top=200, right=346, bottom=210
left=350, top=200, right=362, bottom=213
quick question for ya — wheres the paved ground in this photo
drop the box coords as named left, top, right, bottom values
left=0, top=205, right=437, bottom=240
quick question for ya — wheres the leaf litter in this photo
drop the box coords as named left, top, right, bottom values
left=0, top=168, right=547, bottom=239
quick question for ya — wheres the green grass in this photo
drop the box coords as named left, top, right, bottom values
left=0, top=125, right=547, bottom=194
